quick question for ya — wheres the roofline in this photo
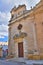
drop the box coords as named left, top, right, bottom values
left=9, top=0, right=43, bottom=26
left=10, top=4, right=26, bottom=13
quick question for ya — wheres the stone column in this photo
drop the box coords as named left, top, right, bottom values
left=32, top=23, right=39, bottom=55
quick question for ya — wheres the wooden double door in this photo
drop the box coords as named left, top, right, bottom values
left=18, top=42, right=24, bottom=57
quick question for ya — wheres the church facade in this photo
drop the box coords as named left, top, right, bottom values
left=8, top=0, right=43, bottom=59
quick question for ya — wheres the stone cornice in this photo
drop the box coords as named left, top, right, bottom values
left=8, top=12, right=34, bottom=26
left=10, top=4, right=26, bottom=13
left=8, top=1, right=43, bottom=26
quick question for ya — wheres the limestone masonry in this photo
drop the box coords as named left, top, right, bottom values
left=8, top=0, right=43, bottom=59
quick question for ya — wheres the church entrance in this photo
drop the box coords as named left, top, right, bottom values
left=18, top=42, right=24, bottom=57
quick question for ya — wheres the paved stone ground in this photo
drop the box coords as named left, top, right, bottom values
left=0, top=60, right=31, bottom=65
left=0, top=60, right=43, bottom=65
left=0, top=58, right=43, bottom=65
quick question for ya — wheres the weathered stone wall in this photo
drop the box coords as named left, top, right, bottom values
left=8, top=17, right=37, bottom=58
left=8, top=0, right=43, bottom=58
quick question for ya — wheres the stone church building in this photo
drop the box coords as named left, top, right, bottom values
left=8, top=0, right=43, bottom=59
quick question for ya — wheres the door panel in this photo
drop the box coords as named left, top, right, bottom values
left=18, top=42, right=24, bottom=57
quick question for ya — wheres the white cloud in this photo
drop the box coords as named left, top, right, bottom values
left=0, top=24, right=8, bottom=37
left=1, top=0, right=40, bottom=10
left=0, top=11, right=10, bottom=38
left=0, top=24, right=8, bottom=32
left=0, top=35, right=5, bottom=38
left=0, top=32, right=8, bottom=36
left=1, top=0, right=12, bottom=4
left=0, top=11, right=11, bottom=24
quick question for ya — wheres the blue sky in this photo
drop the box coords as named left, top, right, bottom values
left=0, top=0, right=40, bottom=42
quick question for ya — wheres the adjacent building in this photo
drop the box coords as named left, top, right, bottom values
left=8, top=0, right=43, bottom=59
left=0, top=45, right=3, bottom=57
left=0, top=42, right=8, bottom=57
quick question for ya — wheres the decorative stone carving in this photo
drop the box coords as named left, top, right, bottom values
left=18, top=24, right=23, bottom=30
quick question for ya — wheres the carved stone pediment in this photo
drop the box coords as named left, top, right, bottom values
left=13, top=32, right=27, bottom=40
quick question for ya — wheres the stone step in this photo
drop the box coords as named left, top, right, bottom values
left=9, top=58, right=27, bottom=62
